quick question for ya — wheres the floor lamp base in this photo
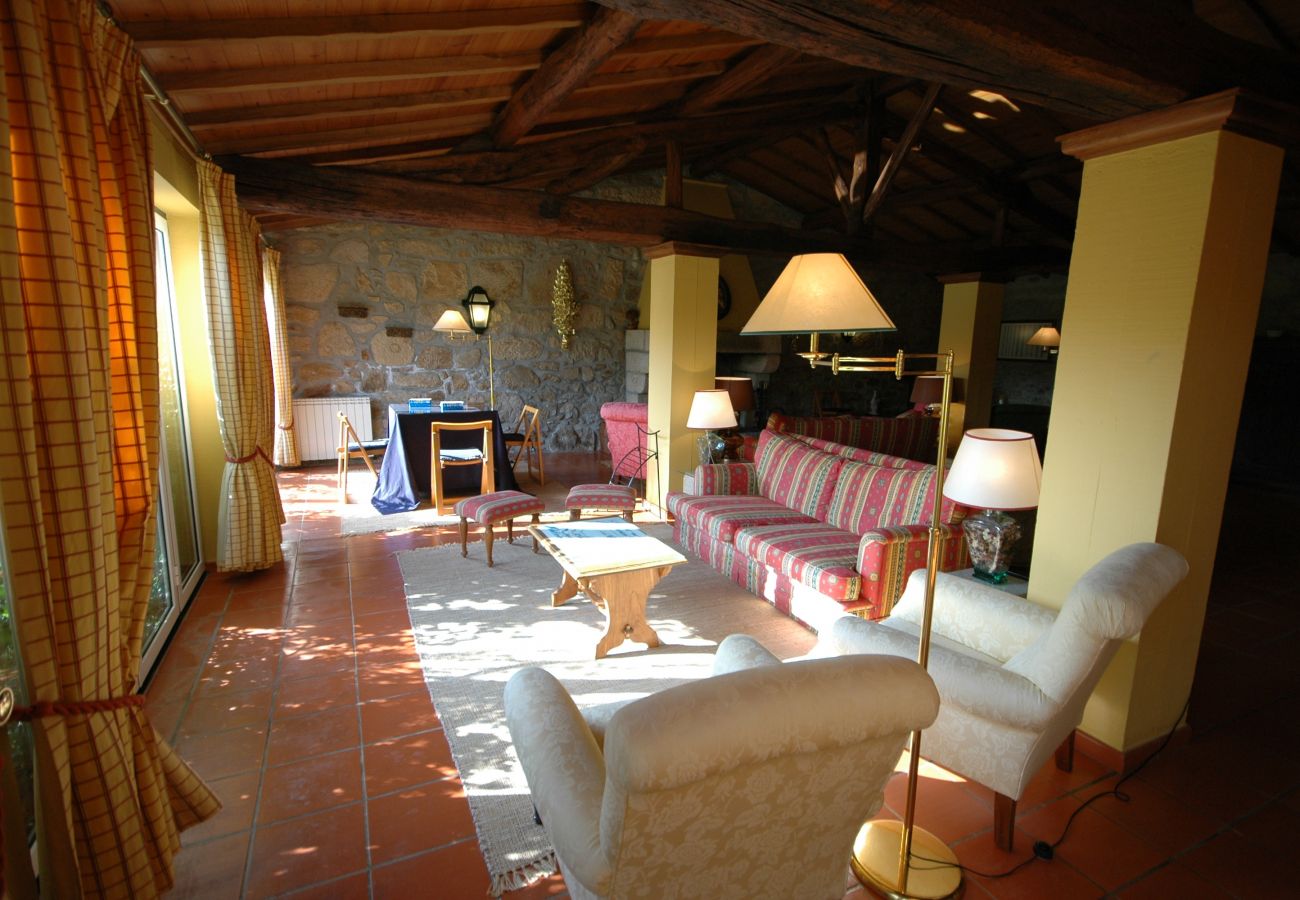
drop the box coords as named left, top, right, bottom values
left=850, top=819, right=963, bottom=900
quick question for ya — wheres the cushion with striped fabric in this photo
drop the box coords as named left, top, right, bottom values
left=765, top=412, right=938, bottom=462
left=754, top=431, right=843, bottom=520
left=564, top=483, right=636, bottom=511
left=455, top=490, right=545, bottom=524
left=733, top=523, right=862, bottom=601
left=825, top=460, right=960, bottom=536
left=669, top=494, right=817, bottom=543
left=784, top=432, right=928, bottom=470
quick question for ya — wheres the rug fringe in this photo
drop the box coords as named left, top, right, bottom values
left=488, top=852, right=559, bottom=898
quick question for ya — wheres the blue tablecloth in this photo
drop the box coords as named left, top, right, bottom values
left=371, top=405, right=519, bottom=514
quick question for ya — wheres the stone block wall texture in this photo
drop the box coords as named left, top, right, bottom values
left=273, top=223, right=643, bottom=451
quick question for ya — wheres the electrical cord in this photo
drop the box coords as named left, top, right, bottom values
left=909, top=695, right=1192, bottom=880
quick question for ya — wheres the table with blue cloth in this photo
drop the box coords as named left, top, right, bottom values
left=371, top=405, right=519, bottom=514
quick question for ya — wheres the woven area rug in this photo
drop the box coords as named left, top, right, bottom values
left=397, top=525, right=818, bottom=895
left=339, top=478, right=571, bottom=535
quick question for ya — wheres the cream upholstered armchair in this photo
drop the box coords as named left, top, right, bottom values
left=825, top=542, right=1188, bottom=851
left=503, top=635, right=939, bottom=900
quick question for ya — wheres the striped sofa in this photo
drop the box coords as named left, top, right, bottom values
left=740, top=411, right=939, bottom=464
left=666, top=429, right=969, bottom=633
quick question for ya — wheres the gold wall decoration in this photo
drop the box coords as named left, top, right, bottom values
left=551, top=259, right=578, bottom=350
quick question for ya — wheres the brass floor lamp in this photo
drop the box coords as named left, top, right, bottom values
left=742, top=253, right=962, bottom=899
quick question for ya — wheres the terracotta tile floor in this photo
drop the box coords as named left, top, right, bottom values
left=155, top=455, right=1300, bottom=898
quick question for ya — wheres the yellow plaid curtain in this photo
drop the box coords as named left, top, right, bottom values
left=264, top=246, right=300, bottom=466
left=0, top=0, right=219, bottom=896
left=198, top=160, right=285, bottom=571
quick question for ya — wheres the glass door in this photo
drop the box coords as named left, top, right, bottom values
left=143, top=213, right=204, bottom=674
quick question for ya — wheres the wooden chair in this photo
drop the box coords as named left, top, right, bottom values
left=431, top=420, right=495, bottom=515
left=504, top=404, right=545, bottom=485
left=337, top=412, right=386, bottom=503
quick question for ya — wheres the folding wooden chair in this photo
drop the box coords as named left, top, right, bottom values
left=431, top=420, right=495, bottom=515
left=337, top=412, right=386, bottom=503
left=504, top=403, right=545, bottom=485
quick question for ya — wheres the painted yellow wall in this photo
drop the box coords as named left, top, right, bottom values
left=938, top=279, right=1004, bottom=454
left=1029, top=129, right=1282, bottom=751
left=152, top=111, right=222, bottom=563
left=646, top=253, right=721, bottom=504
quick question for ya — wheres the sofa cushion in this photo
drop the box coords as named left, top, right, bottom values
left=733, top=523, right=862, bottom=601
left=766, top=412, right=939, bottom=462
left=788, top=432, right=929, bottom=470
left=754, top=431, right=843, bottom=520
left=826, top=460, right=958, bottom=536
left=670, top=494, right=818, bottom=544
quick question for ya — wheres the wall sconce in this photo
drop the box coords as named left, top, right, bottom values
left=552, top=259, right=577, bottom=351
left=462, top=285, right=495, bottom=334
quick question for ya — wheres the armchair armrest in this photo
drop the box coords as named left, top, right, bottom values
left=504, top=667, right=611, bottom=891
left=827, top=619, right=1058, bottom=730
left=856, top=523, right=967, bottom=617
left=694, top=461, right=758, bottom=496
left=890, top=570, right=1057, bottom=663
left=712, top=633, right=782, bottom=675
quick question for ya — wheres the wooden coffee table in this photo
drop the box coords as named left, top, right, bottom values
left=529, top=517, right=687, bottom=659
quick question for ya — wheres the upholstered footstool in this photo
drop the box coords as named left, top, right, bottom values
left=455, top=490, right=545, bottom=567
left=564, top=483, right=636, bottom=523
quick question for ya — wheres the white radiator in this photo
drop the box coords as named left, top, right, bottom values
left=292, top=396, right=373, bottom=461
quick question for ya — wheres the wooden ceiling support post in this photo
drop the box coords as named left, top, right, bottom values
left=814, top=128, right=855, bottom=232
left=665, top=140, right=684, bottom=208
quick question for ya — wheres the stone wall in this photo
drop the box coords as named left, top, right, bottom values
left=274, top=224, right=644, bottom=451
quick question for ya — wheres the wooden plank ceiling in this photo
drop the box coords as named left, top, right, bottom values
left=109, top=0, right=1300, bottom=266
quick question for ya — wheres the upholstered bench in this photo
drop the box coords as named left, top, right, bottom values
left=564, top=483, right=636, bottom=523
left=455, top=490, right=545, bottom=567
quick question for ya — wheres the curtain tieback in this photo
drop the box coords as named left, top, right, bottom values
left=225, top=447, right=273, bottom=466
left=10, top=694, right=145, bottom=723
left=277, top=419, right=295, bottom=430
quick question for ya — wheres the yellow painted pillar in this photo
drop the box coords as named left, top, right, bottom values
left=937, top=275, right=1004, bottom=455
left=645, top=243, right=722, bottom=507
left=1031, top=90, right=1285, bottom=756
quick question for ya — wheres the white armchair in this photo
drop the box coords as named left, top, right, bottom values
left=503, top=634, right=940, bottom=900
left=825, top=542, right=1188, bottom=851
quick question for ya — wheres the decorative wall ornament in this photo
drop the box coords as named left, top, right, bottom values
left=551, top=259, right=578, bottom=351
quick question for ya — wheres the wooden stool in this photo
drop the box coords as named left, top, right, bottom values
left=564, top=483, right=636, bottom=523
left=455, top=490, right=546, bottom=567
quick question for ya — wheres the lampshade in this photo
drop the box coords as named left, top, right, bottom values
left=1027, top=326, right=1061, bottom=348
left=943, top=428, right=1042, bottom=511
left=910, top=375, right=963, bottom=405
left=462, top=285, right=494, bottom=334
left=714, top=376, right=756, bottom=413
left=686, top=389, right=738, bottom=430
left=741, top=253, right=896, bottom=335
left=433, top=309, right=473, bottom=333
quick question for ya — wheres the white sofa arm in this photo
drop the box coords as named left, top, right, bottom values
left=827, top=619, right=1059, bottom=731
left=504, top=667, right=612, bottom=892
left=889, top=569, right=1057, bottom=663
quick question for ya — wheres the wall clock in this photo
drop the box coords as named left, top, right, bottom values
left=717, top=276, right=732, bottom=320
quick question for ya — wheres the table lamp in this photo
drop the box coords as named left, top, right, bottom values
left=942, top=428, right=1042, bottom=584
left=686, top=389, right=737, bottom=466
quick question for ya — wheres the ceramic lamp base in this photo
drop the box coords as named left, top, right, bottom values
left=962, top=510, right=1022, bottom=584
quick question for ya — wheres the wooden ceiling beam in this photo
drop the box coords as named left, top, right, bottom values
left=546, top=137, right=650, bottom=194
left=590, top=0, right=1300, bottom=119
left=122, top=4, right=590, bottom=48
left=206, top=113, right=497, bottom=157
left=862, top=82, right=941, bottom=224
left=186, top=87, right=513, bottom=131
left=491, top=7, right=642, bottom=147
left=674, top=45, right=801, bottom=115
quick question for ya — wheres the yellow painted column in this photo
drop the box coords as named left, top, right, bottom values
left=1030, top=90, right=1285, bottom=755
left=937, top=275, right=1004, bottom=455
left=645, top=244, right=722, bottom=507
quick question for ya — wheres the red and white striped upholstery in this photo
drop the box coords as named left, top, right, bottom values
left=456, top=490, right=545, bottom=524
left=564, top=483, right=636, bottom=512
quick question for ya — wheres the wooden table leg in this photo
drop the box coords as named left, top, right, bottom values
left=551, top=571, right=579, bottom=607
left=586, top=565, right=670, bottom=659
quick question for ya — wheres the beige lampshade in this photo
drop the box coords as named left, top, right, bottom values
left=714, top=376, right=756, bottom=413
left=910, top=375, right=963, bottom=405
left=741, top=253, right=896, bottom=335
left=686, top=389, right=738, bottom=430
left=1027, top=326, right=1061, bottom=348
left=943, top=428, right=1042, bottom=511
left=433, top=309, right=473, bottom=333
